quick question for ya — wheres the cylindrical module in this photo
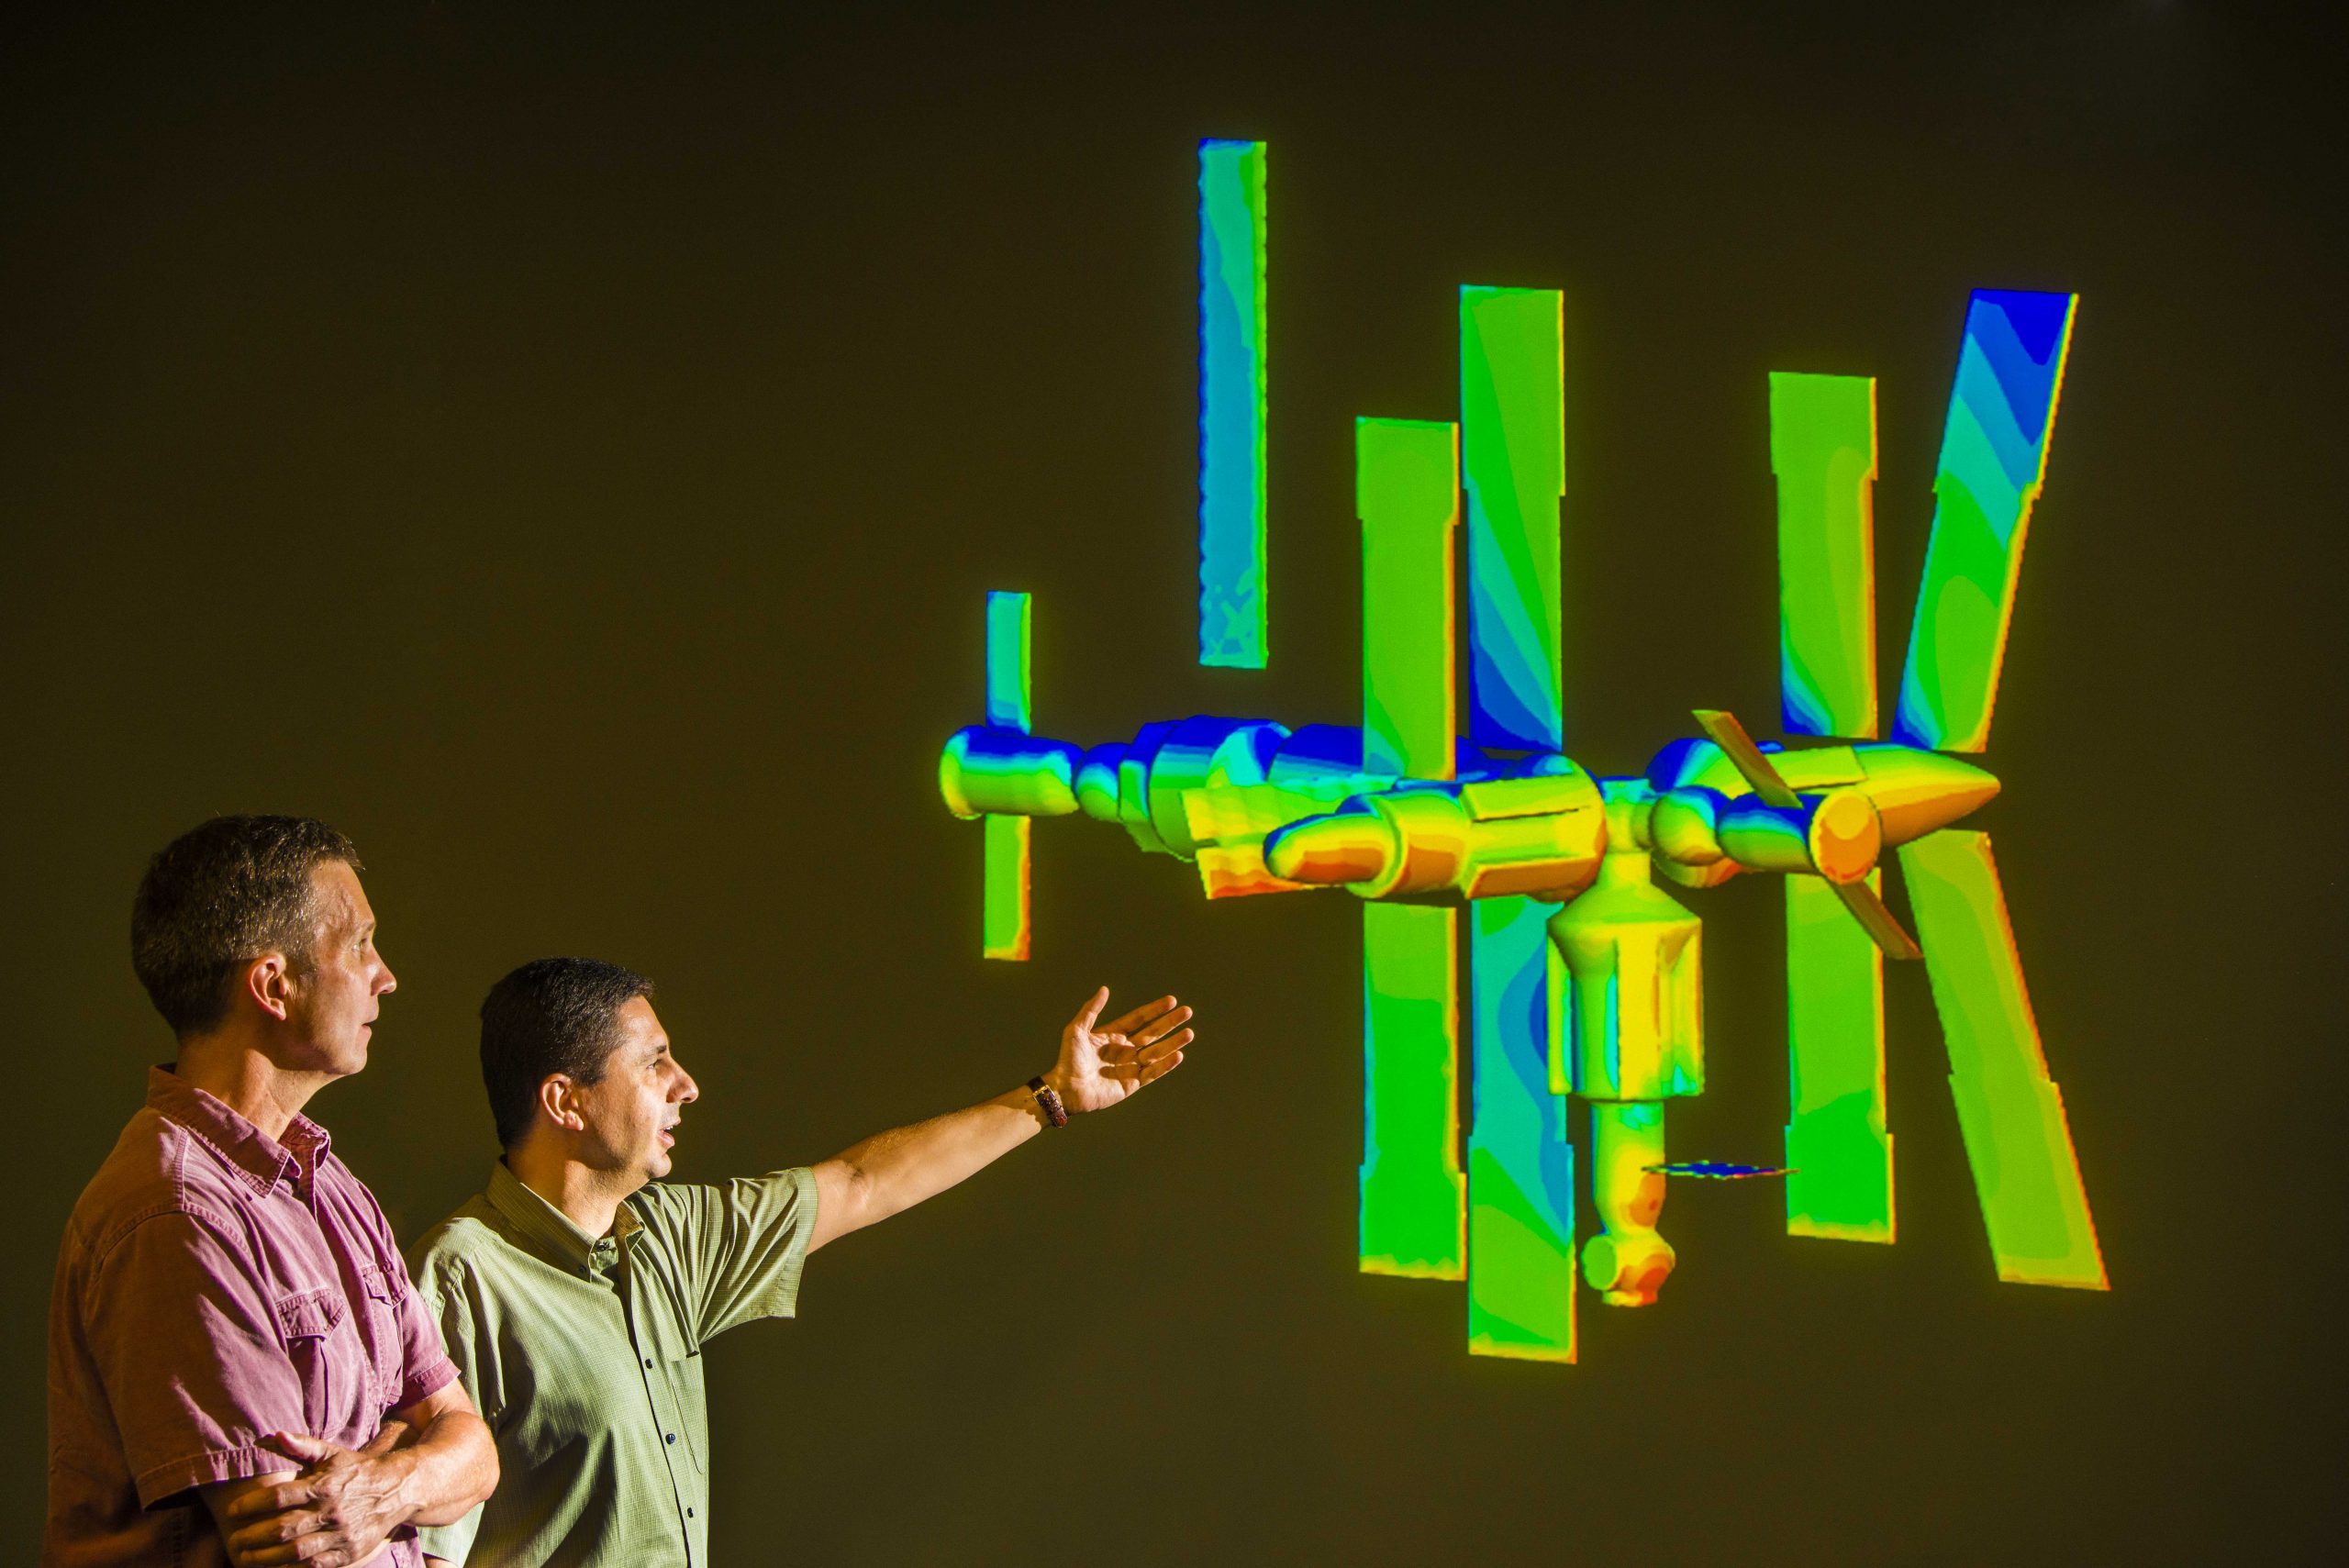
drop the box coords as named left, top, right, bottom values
left=1549, top=850, right=1704, bottom=1103
left=1584, top=1102, right=1675, bottom=1306
left=939, top=727, right=1083, bottom=818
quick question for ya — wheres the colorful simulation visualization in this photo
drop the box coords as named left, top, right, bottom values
left=937, top=139, right=2106, bottom=1365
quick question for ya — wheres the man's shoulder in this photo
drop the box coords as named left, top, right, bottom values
left=404, top=1196, right=508, bottom=1293
left=64, top=1106, right=234, bottom=1256
left=615, top=1178, right=704, bottom=1260
left=622, top=1176, right=707, bottom=1225
left=622, top=1169, right=818, bottom=1262
left=627, top=1169, right=815, bottom=1220
left=622, top=1173, right=789, bottom=1239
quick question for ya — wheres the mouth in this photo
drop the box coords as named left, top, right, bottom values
left=658, top=1125, right=677, bottom=1149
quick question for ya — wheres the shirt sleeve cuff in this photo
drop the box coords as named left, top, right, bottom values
left=737, top=1167, right=818, bottom=1321
left=397, top=1352, right=462, bottom=1411
left=135, top=1444, right=301, bottom=1508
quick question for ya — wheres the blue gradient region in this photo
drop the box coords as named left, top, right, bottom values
left=1198, top=138, right=1268, bottom=669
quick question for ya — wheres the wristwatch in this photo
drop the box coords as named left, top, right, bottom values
left=1026, top=1075, right=1069, bottom=1129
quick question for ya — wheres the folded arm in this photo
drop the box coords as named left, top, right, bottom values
left=807, top=988, right=1192, bottom=1252
left=203, top=1379, right=496, bottom=1567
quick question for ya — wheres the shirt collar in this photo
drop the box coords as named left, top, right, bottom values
left=146, top=1065, right=330, bottom=1199
left=484, top=1159, right=641, bottom=1278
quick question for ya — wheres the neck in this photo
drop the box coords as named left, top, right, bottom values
left=173, top=1031, right=332, bottom=1142
left=507, top=1135, right=642, bottom=1240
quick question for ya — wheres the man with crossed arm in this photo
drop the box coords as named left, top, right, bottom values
left=409, top=957, right=1194, bottom=1567
left=45, top=816, right=496, bottom=1568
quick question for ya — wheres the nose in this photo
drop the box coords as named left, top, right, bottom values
left=673, top=1065, right=699, bottom=1105
left=377, top=957, right=398, bottom=995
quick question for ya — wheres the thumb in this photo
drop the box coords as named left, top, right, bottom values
left=261, top=1431, right=335, bottom=1466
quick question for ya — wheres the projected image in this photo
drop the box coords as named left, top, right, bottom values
left=1197, top=137, right=1269, bottom=672
left=938, top=140, right=2106, bottom=1367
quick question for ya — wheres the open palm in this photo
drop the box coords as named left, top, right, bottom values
left=1052, top=988, right=1194, bottom=1114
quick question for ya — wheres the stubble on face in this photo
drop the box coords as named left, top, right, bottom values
left=574, top=998, right=695, bottom=1187
left=283, top=861, right=393, bottom=1079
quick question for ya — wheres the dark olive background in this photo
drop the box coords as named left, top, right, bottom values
left=3, top=4, right=2338, bottom=1563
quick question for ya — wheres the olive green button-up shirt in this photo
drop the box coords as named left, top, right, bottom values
left=406, top=1162, right=818, bottom=1567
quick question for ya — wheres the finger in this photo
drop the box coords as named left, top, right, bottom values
left=230, top=1507, right=324, bottom=1553
left=1127, top=1004, right=1194, bottom=1048
left=1100, top=995, right=1179, bottom=1037
left=250, top=1529, right=349, bottom=1567
left=1068, top=986, right=1109, bottom=1034
left=230, top=1499, right=339, bottom=1552
left=223, top=1477, right=309, bottom=1519
left=260, top=1432, right=334, bottom=1465
left=1136, top=1028, right=1195, bottom=1062
left=1138, top=1051, right=1186, bottom=1085
left=1104, top=1040, right=1188, bottom=1084
left=1099, top=999, right=1174, bottom=1032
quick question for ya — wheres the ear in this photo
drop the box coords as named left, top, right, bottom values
left=243, top=953, right=295, bottom=1023
left=537, top=1074, right=585, bottom=1135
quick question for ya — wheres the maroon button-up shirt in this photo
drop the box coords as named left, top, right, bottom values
left=44, top=1067, right=458, bottom=1568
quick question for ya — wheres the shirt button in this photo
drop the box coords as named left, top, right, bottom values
left=687, top=1508, right=696, bottom=1518
left=666, top=1433, right=676, bottom=1444
left=644, top=1358, right=654, bottom=1369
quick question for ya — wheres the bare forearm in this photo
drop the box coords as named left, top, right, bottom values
left=385, top=1407, right=497, bottom=1527
left=803, top=988, right=1193, bottom=1251
left=210, top=1384, right=495, bottom=1563
left=812, top=1082, right=1050, bottom=1248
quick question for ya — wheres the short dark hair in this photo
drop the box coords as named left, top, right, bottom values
left=479, top=957, right=656, bottom=1151
left=130, top=815, right=363, bottom=1038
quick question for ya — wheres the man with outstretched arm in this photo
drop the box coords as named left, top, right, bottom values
left=407, top=957, right=1193, bottom=1568
left=45, top=816, right=497, bottom=1568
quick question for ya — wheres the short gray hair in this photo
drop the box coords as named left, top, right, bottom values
left=130, top=815, right=362, bottom=1037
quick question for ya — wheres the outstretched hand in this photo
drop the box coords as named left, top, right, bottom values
left=1049, top=988, right=1193, bottom=1114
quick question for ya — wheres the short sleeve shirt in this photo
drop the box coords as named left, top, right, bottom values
left=407, top=1162, right=818, bottom=1567
left=44, top=1068, right=458, bottom=1568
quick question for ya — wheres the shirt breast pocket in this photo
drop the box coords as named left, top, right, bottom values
left=273, top=1287, right=349, bottom=1436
